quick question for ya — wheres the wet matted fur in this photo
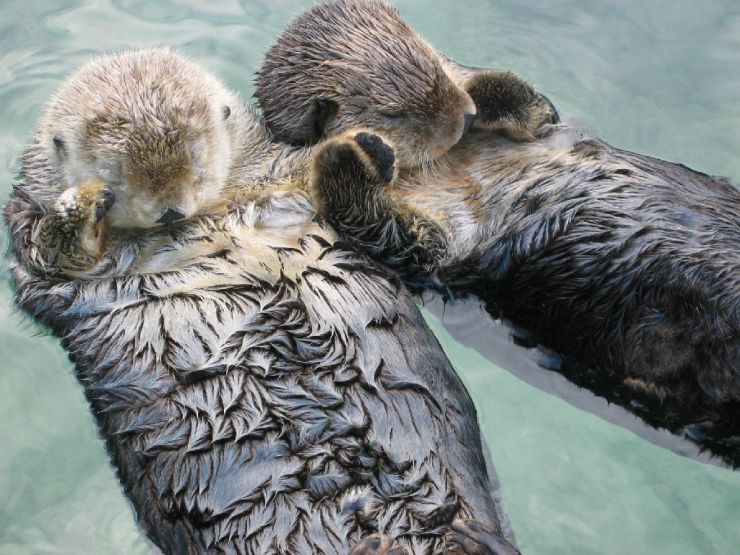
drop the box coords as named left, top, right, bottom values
left=309, top=123, right=740, bottom=468
left=5, top=49, right=518, bottom=554
left=255, top=0, right=740, bottom=465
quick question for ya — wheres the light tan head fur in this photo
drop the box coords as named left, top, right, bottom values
left=40, top=48, right=237, bottom=228
left=256, top=0, right=477, bottom=169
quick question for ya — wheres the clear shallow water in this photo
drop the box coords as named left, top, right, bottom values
left=0, top=1, right=738, bottom=554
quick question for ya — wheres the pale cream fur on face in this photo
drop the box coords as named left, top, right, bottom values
left=39, top=48, right=236, bottom=229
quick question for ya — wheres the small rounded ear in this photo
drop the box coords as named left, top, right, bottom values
left=312, top=98, right=338, bottom=140
left=221, top=106, right=231, bottom=120
left=52, top=135, right=66, bottom=160
left=53, top=135, right=64, bottom=151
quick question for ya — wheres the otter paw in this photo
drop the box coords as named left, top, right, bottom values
left=444, top=519, right=521, bottom=555
left=311, top=131, right=396, bottom=212
left=464, top=71, right=556, bottom=140
left=42, top=180, right=114, bottom=271
left=353, top=132, right=396, bottom=183
left=465, top=71, right=537, bottom=128
left=349, top=534, right=408, bottom=555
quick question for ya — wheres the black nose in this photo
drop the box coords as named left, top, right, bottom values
left=157, top=208, right=186, bottom=225
left=462, top=113, right=477, bottom=137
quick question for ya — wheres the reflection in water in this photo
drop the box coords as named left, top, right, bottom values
left=423, top=294, right=726, bottom=467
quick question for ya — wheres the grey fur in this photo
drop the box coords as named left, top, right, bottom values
left=309, top=125, right=740, bottom=466
left=256, top=0, right=740, bottom=465
left=5, top=50, right=519, bottom=553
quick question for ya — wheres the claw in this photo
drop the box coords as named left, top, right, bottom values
left=95, top=189, right=116, bottom=222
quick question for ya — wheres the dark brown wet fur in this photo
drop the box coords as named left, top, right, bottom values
left=256, top=0, right=740, bottom=466
left=307, top=125, right=740, bottom=466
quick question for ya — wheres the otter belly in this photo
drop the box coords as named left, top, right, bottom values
left=17, top=195, right=504, bottom=554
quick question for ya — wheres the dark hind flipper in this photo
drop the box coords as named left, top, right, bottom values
left=309, top=131, right=448, bottom=277
left=349, top=534, right=408, bottom=555
left=445, top=519, right=522, bottom=555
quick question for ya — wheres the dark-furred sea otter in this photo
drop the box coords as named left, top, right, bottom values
left=256, top=0, right=740, bottom=466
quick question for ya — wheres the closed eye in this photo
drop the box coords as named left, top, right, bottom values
left=378, top=107, right=406, bottom=120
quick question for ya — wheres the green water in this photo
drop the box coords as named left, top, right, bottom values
left=0, top=1, right=738, bottom=554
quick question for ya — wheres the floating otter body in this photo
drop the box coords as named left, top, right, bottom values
left=5, top=49, right=518, bottom=553
left=256, top=0, right=740, bottom=465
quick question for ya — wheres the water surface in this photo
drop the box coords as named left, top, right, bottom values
left=0, top=1, right=738, bottom=554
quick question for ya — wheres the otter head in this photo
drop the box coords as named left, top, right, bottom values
left=41, top=48, right=236, bottom=229
left=256, top=0, right=477, bottom=169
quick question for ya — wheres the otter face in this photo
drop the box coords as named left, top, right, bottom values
left=53, top=117, right=230, bottom=229
left=42, top=49, right=236, bottom=229
left=256, top=0, right=476, bottom=169
left=315, top=62, right=476, bottom=168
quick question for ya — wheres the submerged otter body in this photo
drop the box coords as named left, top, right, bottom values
left=257, top=0, right=740, bottom=464
left=5, top=50, right=517, bottom=553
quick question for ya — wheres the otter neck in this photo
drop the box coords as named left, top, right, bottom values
left=227, top=103, right=315, bottom=191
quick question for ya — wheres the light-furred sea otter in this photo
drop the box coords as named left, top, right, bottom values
left=255, top=0, right=740, bottom=466
left=5, top=48, right=521, bottom=554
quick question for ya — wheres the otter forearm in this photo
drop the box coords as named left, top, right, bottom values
left=4, top=192, right=82, bottom=328
left=310, top=133, right=448, bottom=276
left=328, top=189, right=447, bottom=274
left=9, top=181, right=114, bottom=277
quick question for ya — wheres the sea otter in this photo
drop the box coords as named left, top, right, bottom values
left=255, top=0, right=740, bottom=465
left=5, top=49, right=520, bottom=553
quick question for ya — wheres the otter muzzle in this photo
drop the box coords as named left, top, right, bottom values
left=463, top=113, right=477, bottom=137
